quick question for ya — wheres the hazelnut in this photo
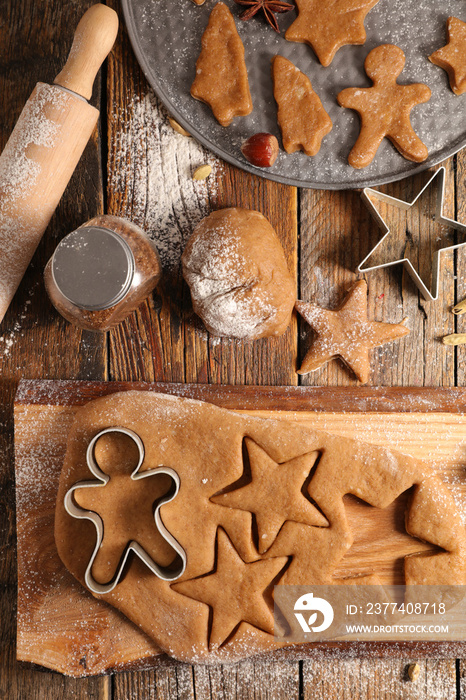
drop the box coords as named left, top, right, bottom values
left=240, top=133, right=279, bottom=168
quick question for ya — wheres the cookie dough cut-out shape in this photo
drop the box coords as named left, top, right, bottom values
left=337, top=44, right=431, bottom=168
left=212, top=437, right=328, bottom=553
left=429, top=17, right=466, bottom=96
left=272, top=55, right=332, bottom=156
left=359, top=167, right=466, bottom=301
left=191, top=2, right=253, bottom=127
left=172, top=528, right=288, bottom=649
left=285, top=0, right=380, bottom=67
left=56, top=391, right=466, bottom=663
left=65, top=427, right=186, bottom=594
left=267, top=435, right=466, bottom=589
left=295, top=279, right=409, bottom=383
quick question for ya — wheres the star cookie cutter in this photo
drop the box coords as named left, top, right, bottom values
left=64, top=427, right=187, bottom=594
left=358, top=167, right=466, bottom=301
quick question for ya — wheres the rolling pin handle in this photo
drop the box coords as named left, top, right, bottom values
left=54, top=4, right=119, bottom=101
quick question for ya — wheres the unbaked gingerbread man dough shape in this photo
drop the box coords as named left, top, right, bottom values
left=337, top=44, right=431, bottom=169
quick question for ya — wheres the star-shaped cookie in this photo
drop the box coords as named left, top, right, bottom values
left=285, top=0, right=380, bottom=67
left=429, top=17, right=466, bottom=96
left=359, top=167, right=466, bottom=301
left=172, top=529, right=287, bottom=648
left=295, top=280, right=409, bottom=383
left=211, top=438, right=328, bottom=553
left=337, top=44, right=431, bottom=168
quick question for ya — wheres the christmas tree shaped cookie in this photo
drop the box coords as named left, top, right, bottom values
left=191, top=3, right=253, bottom=126
left=272, top=56, right=332, bottom=156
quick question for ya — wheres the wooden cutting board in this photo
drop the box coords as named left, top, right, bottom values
left=15, top=380, right=466, bottom=677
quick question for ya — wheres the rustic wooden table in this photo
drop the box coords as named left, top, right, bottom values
left=1, top=0, right=466, bottom=697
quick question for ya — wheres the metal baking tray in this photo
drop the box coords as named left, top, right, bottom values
left=121, top=0, right=466, bottom=189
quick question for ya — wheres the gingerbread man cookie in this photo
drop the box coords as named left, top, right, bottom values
left=191, top=3, right=253, bottom=127
left=285, top=0, right=380, bottom=67
left=272, top=55, right=332, bottom=156
left=295, top=279, right=409, bottom=383
left=429, top=17, right=466, bottom=96
left=337, top=44, right=431, bottom=168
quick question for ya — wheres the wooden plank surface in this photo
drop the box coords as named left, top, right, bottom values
left=302, top=659, right=458, bottom=700
left=1, top=0, right=465, bottom=697
left=112, top=659, right=301, bottom=700
left=0, top=0, right=107, bottom=699
left=14, top=379, right=466, bottom=412
left=105, top=0, right=298, bottom=387
left=14, top=381, right=466, bottom=676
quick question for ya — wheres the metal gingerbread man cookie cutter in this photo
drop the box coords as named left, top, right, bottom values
left=64, top=426, right=187, bottom=594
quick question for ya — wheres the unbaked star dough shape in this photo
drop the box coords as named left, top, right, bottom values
left=55, top=391, right=466, bottom=663
left=212, top=437, right=327, bottom=553
left=295, top=279, right=409, bottom=383
left=285, top=0, right=380, bottom=67
left=191, top=2, right=253, bottom=126
left=429, top=17, right=466, bottom=96
left=172, top=528, right=287, bottom=648
left=337, top=44, right=431, bottom=168
left=272, top=55, right=332, bottom=156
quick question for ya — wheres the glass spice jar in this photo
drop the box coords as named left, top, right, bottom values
left=44, top=215, right=162, bottom=331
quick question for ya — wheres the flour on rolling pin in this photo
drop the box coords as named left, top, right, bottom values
left=0, top=86, right=67, bottom=315
left=0, top=4, right=118, bottom=324
left=0, top=86, right=61, bottom=194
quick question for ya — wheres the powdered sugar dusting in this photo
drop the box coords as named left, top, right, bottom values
left=124, top=0, right=466, bottom=188
left=108, top=90, right=219, bottom=274
left=0, top=83, right=66, bottom=320
left=0, top=84, right=61, bottom=196
left=15, top=402, right=161, bottom=676
left=14, top=383, right=466, bottom=678
left=184, top=222, right=275, bottom=338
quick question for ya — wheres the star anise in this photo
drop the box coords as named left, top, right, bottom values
left=234, top=0, right=294, bottom=33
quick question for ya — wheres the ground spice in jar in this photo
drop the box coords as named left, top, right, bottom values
left=44, top=215, right=162, bottom=331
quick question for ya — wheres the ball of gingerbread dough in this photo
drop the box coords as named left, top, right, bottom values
left=182, top=208, right=295, bottom=339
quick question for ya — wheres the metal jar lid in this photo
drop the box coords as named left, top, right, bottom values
left=51, top=226, right=135, bottom=310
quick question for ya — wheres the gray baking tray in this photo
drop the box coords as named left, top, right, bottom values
left=121, top=0, right=466, bottom=189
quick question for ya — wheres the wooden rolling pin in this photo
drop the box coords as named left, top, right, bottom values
left=0, top=4, right=119, bottom=324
